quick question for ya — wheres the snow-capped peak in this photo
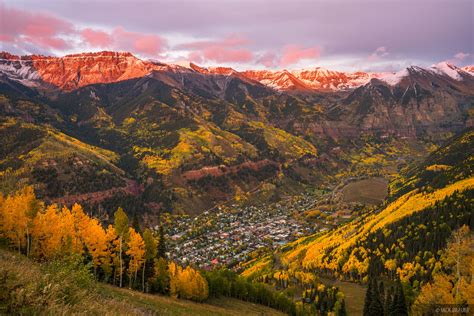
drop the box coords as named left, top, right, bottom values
left=377, top=69, right=410, bottom=86
left=429, top=62, right=462, bottom=80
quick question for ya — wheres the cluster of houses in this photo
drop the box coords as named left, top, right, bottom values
left=164, top=192, right=329, bottom=269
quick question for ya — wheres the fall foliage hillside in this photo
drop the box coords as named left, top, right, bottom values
left=0, top=118, right=130, bottom=202
left=240, top=129, right=474, bottom=313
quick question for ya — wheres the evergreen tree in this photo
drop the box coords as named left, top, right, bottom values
left=131, top=213, right=141, bottom=233
left=364, top=277, right=384, bottom=316
left=368, top=280, right=384, bottom=316
left=142, top=228, right=157, bottom=292
left=363, top=277, right=374, bottom=315
left=157, top=225, right=167, bottom=259
left=379, top=281, right=385, bottom=305
left=389, top=280, right=408, bottom=316
left=339, top=299, right=347, bottom=316
left=384, top=286, right=393, bottom=316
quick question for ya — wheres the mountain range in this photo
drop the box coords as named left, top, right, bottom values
left=0, top=51, right=473, bottom=218
left=1, top=51, right=473, bottom=92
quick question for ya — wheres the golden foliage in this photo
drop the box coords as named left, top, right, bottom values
left=0, top=187, right=209, bottom=300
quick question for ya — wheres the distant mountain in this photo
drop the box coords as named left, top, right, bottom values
left=462, top=65, right=474, bottom=74
left=0, top=51, right=190, bottom=91
left=332, top=62, right=474, bottom=137
left=2, top=51, right=473, bottom=92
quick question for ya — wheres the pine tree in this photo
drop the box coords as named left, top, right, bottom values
left=384, top=286, right=393, bottom=316
left=368, top=280, right=384, bottom=316
left=363, top=277, right=374, bottom=315
left=157, top=225, right=167, bottom=259
left=132, top=213, right=141, bottom=233
left=389, top=280, right=408, bottom=316
left=339, top=299, right=347, bottom=316
left=114, top=207, right=129, bottom=288
left=364, top=277, right=384, bottom=316
left=379, top=281, right=385, bottom=306
left=142, top=228, right=157, bottom=292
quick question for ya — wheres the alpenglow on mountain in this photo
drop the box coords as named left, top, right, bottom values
left=1, top=51, right=473, bottom=92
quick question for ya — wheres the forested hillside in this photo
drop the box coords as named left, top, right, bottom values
left=241, top=129, right=474, bottom=315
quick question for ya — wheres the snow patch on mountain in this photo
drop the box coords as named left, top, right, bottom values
left=430, top=62, right=462, bottom=81
left=378, top=69, right=409, bottom=85
left=0, top=59, right=41, bottom=87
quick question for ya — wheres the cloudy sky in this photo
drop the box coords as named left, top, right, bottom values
left=0, top=0, right=472, bottom=71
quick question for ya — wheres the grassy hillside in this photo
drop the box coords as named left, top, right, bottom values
left=0, top=248, right=284, bottom=316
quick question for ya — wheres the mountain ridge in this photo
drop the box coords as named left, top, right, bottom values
left=1, top=50, right=472, bottom=92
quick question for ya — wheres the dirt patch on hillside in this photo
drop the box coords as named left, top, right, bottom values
left=341, top=177, right=388, bottom=204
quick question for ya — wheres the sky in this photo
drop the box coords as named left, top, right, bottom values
left=0, top=0, right=473, bottom=72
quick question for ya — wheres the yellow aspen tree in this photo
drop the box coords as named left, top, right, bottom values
left=0, top=193, right=4, bottom=239
left=114, top=207, right=129, bottom=288
left=84, top=218, right=109, bottom=276
left=178, top=266, right=209, bottom=301
left=105, top=224, right=119, bottom=282
left=58, top=206, right=77, bottom=255
left=0, top=193, right=23, bottom=252
left=0, top=186, right=41, bottom=255
left=31, top=204, right=62, bottom=259
left=71, top=203, right=91, bottom=254
left=168, top=261, right=182, bottom=298
left=126, top=227, right=145, bottom=288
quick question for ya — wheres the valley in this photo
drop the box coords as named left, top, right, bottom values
left=166, top=174, right=390, bottom=270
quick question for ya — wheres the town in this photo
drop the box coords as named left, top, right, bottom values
left=159, top=190, right=340, bottom=270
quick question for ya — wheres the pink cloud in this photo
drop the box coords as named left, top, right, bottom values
left=368, top=46, right=389, bottom=61
left=279, top=45, right=320, bottom=67
left=181, top=34, right=249, bottom=50
left=24, top=36, right=70, bottom=50
left=112, top=27, right=166, bottom=56
left=0, top=4, right=166, bottom=57
left=201, top=47, right=252, bottom=63
left=257, top=52, right=278, bottom=67
left=443, top=52, right=471, bottom=66
left=0, top=34, right=14, bottom=42
left=0, top=3, right=73, bottom=51
left=80, top=27, right=167, bottom=57
left=81, top=28, right=112, bottom=47
left=188, top=51, right=204, bottom=63
left=180, top=34, right=253, bottom=64
left=454, top=52, right=469, bottom=61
